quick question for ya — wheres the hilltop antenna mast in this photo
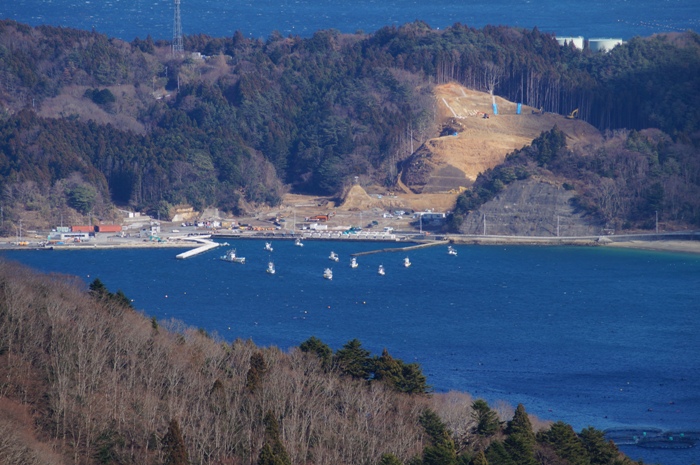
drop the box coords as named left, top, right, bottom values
left=172, top=0, right=184, bottom=56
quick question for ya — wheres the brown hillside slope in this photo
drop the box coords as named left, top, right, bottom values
left=401, top=83, right=602, bottom=194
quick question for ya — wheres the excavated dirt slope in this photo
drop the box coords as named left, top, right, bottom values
left=401, top=83, right=602, bottom=194
left=285, top=83, right=603, bottom=228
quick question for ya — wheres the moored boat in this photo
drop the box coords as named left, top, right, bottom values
left=264, top=242, right=274, bottom=252
left=448, top=245, right=457, bottom=256
left=295, top=237, right=304, bottom=247
left=266, top=261, right=275, bottom=274
left=350, top=257, right=358, bottom=268
left=323, top=268, right=333, bottom=280
left=403, top=257, right=411, bottom=267
left=378, top=264, right=385, bottom=276
left=329, top=251, right=339, bottom=262
left=220, top=249, right=246, bottom=264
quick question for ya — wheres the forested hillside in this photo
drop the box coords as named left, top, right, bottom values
left=0, top=19, right=699, bottom=232
left=449, top=126, right=700, bottom=232
left=0, top=261, right=640, bottom=464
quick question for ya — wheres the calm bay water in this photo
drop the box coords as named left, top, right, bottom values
left=3, top=241, right=700, bottom=464
left=3, top=1, right=699, bottom=461
left=2, top=0, right=699, bottom=42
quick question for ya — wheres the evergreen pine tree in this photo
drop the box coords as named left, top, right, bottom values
left=299, top=336, right=333, bottom=369
left=579, top=427, right=619, bottom=465
left=89, top=278, right=109, bottom=299
left=398, top=361, right=430, bottom=394
left=257, top=410, right=291, bottom=465
left=537, top=421, right=589, bottom=465
left=334, top=338, right=372, bottom=379
left=484, top=441, right=515, bottom=465
left=505, top=405, right=535, bottom=441
left=471, top=450, right=488, bottom=465
left=504, top=404, right=537, bottom=465
left=373, top=349, right=430, bottom=394
left=113, top=289, right=134, bottom=308
left=378, top=453, right=403, bottom=465
left=246, top=352, right=268, bottom=392
left=471, top=400, right=500, bottom=437
left=162, top=419, right=189, bottom=465
left=374, top=348, right=403, bottom=386
left=419, top=409, right=457, bottom=465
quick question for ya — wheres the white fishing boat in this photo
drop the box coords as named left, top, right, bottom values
left=378, top=264, right=385, bottom=276
left=329, top=251, right=339, bottom=262
left=323, top=268, right=333, bottom=280
left=294, top=237, right=304, bottom=247
left=220, top=249, right=245, bottom=264
left=448, top=245, right=457, bottom=256
left=264, top=242, right=274, bottom=252
left=266, top=261, right=275, bottom=274
left=403, top=257, right=411, bottom=267
left=350, top=257, right=358, bottom=268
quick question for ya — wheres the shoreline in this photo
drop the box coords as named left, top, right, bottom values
left=601, top=239, right=700, bottom=255
left=448, top=236, right=700, bottom=255
left=3, top=233, right=700, bottom=255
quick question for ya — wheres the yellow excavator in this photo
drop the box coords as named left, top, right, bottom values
left=566, top=108, right=579, bottom=119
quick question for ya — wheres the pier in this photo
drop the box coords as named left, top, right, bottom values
left=351, top=240, right=449, bottom=257
left=175, top=236, right=220, bottom=259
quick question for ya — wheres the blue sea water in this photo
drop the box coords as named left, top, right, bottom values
left=1, top=0, right=699, bottom=42
left=2, top=241, right=699, bottom=464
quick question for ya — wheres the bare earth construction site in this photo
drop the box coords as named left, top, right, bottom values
left=275, top=83, right=605, bottom=238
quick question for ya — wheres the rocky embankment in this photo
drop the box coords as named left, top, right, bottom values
left=458, top=178, right=603, bottom=237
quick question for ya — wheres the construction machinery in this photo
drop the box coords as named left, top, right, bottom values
left=566, top=108, right=579, bottom=119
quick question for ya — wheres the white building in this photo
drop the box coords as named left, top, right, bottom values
left=588, top=38, right=624, bottom=52
left=556, top=36, right=584, bottom=49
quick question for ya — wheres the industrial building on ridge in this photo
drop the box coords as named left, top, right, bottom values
left=555, top=36, right=625, bottom=52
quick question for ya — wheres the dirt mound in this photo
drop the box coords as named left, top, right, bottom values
left=339, top=184, right=378, bottom=210
left=338, top=184, right=413, bottom=211
left=401, top=83, right=603, bottom=193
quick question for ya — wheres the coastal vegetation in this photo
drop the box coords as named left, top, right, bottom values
left=0, top=261, right=641, bottom=464
left=0, top=20, right=699, bottom=233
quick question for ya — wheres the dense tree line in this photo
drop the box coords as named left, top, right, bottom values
left=0, top=19, right=698, bottom=231
left=0, top=261, right=640, bottom=464
left=300, top=336, right=430, bottom=394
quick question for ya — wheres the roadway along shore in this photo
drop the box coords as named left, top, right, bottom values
left=2, top=231, right=699, bottom=255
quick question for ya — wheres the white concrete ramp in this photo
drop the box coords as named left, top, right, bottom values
left=176, top=236, right=220, bottom=259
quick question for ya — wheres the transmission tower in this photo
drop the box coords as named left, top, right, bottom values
left=172, top=0, right=184, bottom=56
